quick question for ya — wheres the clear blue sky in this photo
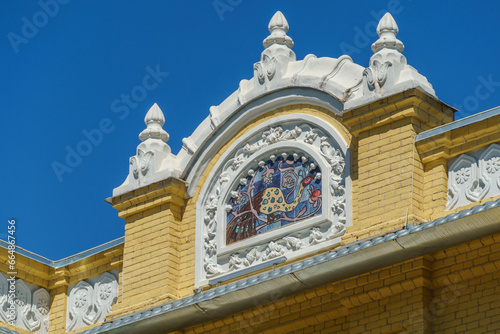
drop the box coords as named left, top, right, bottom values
left=1, top=1, right=500, bottom=260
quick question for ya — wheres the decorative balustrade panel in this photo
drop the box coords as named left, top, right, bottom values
left=66, top=271, right=118, bottom=331
left=0, top=273, right=49, bottom=334
left=447, top=143, right=500, bottom=210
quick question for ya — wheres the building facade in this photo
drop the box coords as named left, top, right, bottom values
left=1, top=11, right=500, bottom=334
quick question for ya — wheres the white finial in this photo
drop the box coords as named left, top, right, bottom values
left=269, top=11, right=289, bottom=33
left=371, top=13, right=404, bottom=53
left=263, top=11, right=294, bottom=49
left=139, top=103, right=170, bottom=143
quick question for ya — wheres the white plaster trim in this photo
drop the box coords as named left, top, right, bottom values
left=344, top=13, right=436, bottom=110
left=66, top=271, right=119, bottom=331
left=0, top=275, right=50, bottom=334
left=182, top=88, right=344, bottom=198
left=447, top=143, right=500, bottom=210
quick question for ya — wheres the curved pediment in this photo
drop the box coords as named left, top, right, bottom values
left=113, top=11, right=436, bottom=198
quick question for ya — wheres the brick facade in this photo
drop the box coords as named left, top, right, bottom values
left=1, top=11, right=499, bottom=334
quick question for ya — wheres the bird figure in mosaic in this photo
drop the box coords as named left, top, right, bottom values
left=226, top=176, right=314, bottom=244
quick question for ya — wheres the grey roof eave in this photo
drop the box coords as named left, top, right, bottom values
left=0, top=237, right=124, bottom=269
left=78, top=199, right=500, bottom=334
left=416, top=106, right=500, bottom=142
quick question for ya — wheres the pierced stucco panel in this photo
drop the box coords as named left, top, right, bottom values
left=0, top=274, right=50, bottom=334
left=447, top=143, right=500, bottom=210
left=66, top=270, right=119, bottom=331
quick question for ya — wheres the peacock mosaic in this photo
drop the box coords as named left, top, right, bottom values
left=226, top=154, right=322, bottom=244
left=195, top=115, right=350, bottom=286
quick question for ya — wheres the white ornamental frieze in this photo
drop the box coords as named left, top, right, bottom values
left=0, top=274, right=50, bottom=334
left=66, top=271, right=118, bottom=331
left=447, top=143, right=500, bottom=210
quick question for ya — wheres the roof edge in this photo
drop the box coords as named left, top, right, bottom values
left=416, top=105, right=500, bottom=142
left=80, top=199, right=500, bottom=334
left=0, top=237, right=125, bottom=269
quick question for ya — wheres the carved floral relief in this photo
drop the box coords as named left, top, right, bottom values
left=66, top=271, right=118, bottom=331
left=0, top=274, right=49, bottom=334
left=447, top=143, right=500, bottom=210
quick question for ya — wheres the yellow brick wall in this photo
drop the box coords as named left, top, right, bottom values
left=121, top=203, right=181, bottom=300
left=431, top=234, right=500, bottom=333
left=0, top=248, right=51, bottom=289
left=181, top=257, right=433, bottom=333
left=341, top=89, right=454, bottom=244
left=181, top=233, right=500, bottom=334
left=422, top=158, right=448, bottom=218
left=352, top=117, right=425, bottom=239
left=6, top=89, right=500, bottom=333
left=109, top=192, right=184, bottom=317
left=416, top=112, right=500, bottom=170
left=178, top=198, right=197, bottom=297
left=48, top=286, right=67, bottom=333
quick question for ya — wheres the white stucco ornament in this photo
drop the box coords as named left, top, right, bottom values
left=255, top=11, right=296, bottom=85
left=0, top=274, right=50, bottom=334
left=113, top=11, right=438, bottom=199
left=114, top=103, right=181, bottom=196
left=138, top=102, right=170, bottom=143
left=263, top=11, right=294, bottom=49
left=66, top=271, right=119, bottom=331
left=345, top=13, right=435, bottom=108
left=32, top=288, right=50, bottom=334
left=447, top=143, right=500, bottom=210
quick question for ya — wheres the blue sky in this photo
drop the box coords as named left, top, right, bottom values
left=1, top=1, right=500, bottom=260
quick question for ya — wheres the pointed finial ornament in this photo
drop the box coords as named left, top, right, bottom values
left=263, top=11, right=294, bottom=49
left=139, top=103, right=170, bottom=143
left=371, top=13, right=404, bottom=53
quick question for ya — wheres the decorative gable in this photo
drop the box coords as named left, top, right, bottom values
left=111, top=9, right=442, bottom=292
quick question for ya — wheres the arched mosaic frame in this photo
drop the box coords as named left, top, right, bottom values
left=195, top=114, right=351, bottom=287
